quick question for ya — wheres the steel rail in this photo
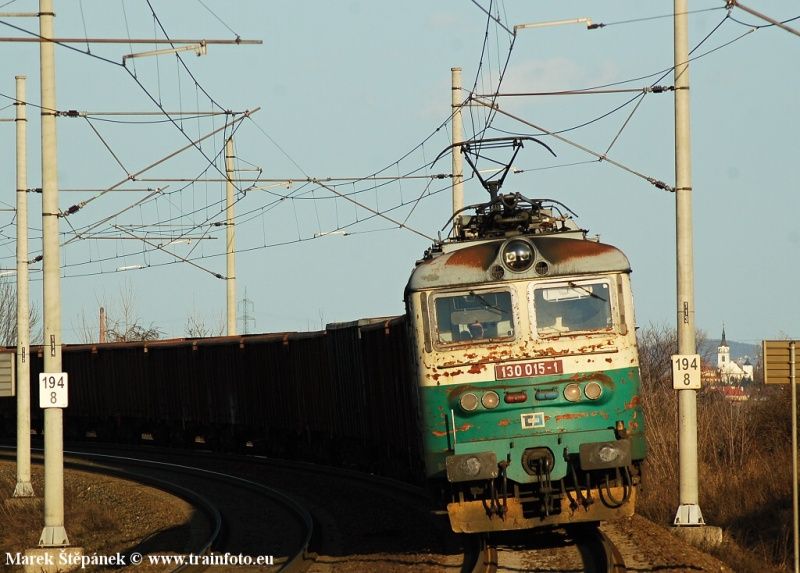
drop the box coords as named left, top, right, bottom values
left=599, top=527, right=628, bottom=573
left=469, top=536, right=498, bottom=573
left=60, top=448, right=316, bottom=573
left=572, top=523, right=627, bottom=573
left=0, top=445, right=315, bottom=572
left=0, top=446, right=221, bottom=572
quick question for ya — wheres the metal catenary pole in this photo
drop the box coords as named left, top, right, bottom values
left=225, top=136, right=236, bottom=335
left=673, top=0, right=703, bottom=526
left=451, top=67, right=464, bottom=223
left=13, top=74, right=34, bottom=498
left=38, top=0, right=69, bottom=546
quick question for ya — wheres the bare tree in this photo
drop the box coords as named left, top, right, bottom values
left=0, top=278, right=41, bottom=345
left=637, top=323, right=711, bottom=393
left=185, top=309, right=225, bottom=338
left=74, top=281, right=162, bottom=343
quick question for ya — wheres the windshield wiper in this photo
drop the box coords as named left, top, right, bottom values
left=469, top=290, right=506, bottom=315
left=568, top=281, right=607, bottom=302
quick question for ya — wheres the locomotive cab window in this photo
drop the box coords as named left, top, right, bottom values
left=531, top=280, right=613, bottom=336
left=432, top=290, right=514, bottom=344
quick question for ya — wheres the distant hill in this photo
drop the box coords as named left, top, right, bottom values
left=701, top=339, right=759, bottom=362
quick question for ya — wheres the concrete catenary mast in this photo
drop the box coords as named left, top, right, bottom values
left=13, top=75, right=34, bottom=499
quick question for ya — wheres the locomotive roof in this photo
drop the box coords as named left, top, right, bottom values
left=406, top=235, right=631, bottom=292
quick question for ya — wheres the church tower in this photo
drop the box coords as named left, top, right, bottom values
left=717, top=326, right=731, bottom=382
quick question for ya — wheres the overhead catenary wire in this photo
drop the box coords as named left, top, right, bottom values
left=465, top=9, right=740, bottom=184
left=60, top=110, right=255, bottom=243
left=0, top=15, right=257, bottom=198
left=587, top=6, right=725, bottom=29
left=3, top=2, right=779, bottom=294
left=724, top=1, right=800, bottom=35
left=470, top=95, right=673, bottom=192
left=312, top=180, right=435, bottom=242
left=0, top=7, right=278, bottom=284
left=475, top=86, right=675, bottom=97
left=55, top=179, right=456, bottom=281
left=196, top=0, right=240, bottom=39
left=468, top=0, right=514, bottom=37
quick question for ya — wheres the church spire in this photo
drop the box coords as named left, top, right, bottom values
left=721, top=324, right=727, bottom=347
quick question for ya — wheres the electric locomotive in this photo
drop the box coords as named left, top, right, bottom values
left=404, top=138, right=646, bottom=533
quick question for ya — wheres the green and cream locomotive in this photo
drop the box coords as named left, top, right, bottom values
left=404, top=140, right=646, bottom=533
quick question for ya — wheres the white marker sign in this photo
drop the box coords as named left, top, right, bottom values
left=671, top=354, right=701, bottom=390
left=39, top=372, right=68, bottom=408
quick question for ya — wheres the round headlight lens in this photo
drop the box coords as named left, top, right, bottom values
left=461, top=456, right=482, bottom=477
left=481, top=391, right=500, bottom=409
left=584, top=381, right=603, bottom=400
left=502, top=240, right=534, bottom=272
left=460, top=393, right=479, bottom=412
left=564, top=383, right=582, bottom=402
left=598, top=444, right=620, bottom=463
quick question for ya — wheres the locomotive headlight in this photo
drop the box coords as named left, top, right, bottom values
left=462, top=456, right=482, bottom=477
left=564, top=383, right=582, bottom=402
left=460, top=393, right=479, bottom=412
left=578, top=440, right=631, bottom=470
left=481, top=391, right=500, bottom=409
left=446, top=452, right=499, bottom=482
left=502, top=240, right=534, bottom=272
left=598, top=444, right=620, bottom=463
left=584, top=381, right=603, bottom=400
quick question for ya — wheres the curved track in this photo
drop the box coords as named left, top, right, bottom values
left=476, top=523, right=627, bottom=573
left=1, top=445, right=315, bottom=572
left=2, top=443, right=639, bottom=572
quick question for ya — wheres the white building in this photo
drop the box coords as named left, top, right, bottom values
left=716, top=327, right=754, bottom=383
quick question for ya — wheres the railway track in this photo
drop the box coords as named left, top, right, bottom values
left=470, top=524, right=626, bottom=573
left=4, top=443, right=731, bottom=572
left=1, top=445, right=315, bottom=572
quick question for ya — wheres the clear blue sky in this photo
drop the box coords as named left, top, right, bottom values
left=0, top=1, right=797, bottom=344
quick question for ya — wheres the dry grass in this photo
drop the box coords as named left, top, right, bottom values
left=638, top=325, right=794, bottom=572
left=0, top=461, right=194, bottom=561
left=0, top=463, right=118, bottom=552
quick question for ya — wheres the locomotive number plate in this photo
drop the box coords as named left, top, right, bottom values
left=495, top=360, right=563, bottom=380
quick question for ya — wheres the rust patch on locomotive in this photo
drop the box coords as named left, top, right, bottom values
left=438, top=369, right=464, bottom=378
left=445, top=243, right=498, bottom=269
left=625, top=395, right=641, bottom=410
left=556, top=412, right=589, bottom=421
left=556, top=410, right=609, bottom=422
left=468, top=363, right=486, bottom=374
left=498, top=419, right=511, bottom=427
left=433, top=423, right=474, bottom=437
left=447, top=385, right=475, bottom=399
left=534, top=237, right=618, bottom=263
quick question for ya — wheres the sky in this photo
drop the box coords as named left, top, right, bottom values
left=0, top=1, right=797, bottom=344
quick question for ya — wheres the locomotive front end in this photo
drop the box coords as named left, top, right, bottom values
left=405, top=219, right=646, bottom=533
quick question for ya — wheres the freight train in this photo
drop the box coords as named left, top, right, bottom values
left=0, top=319, right=421, bottom=478
left=0, top=137, right=646, bottom=533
